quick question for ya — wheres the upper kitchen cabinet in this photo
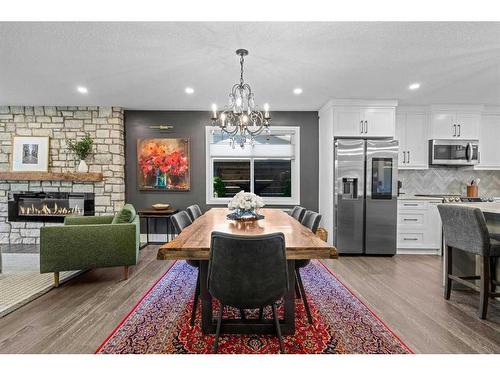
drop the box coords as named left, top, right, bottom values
left=430, top=105, right=483, bottom=140
left=476, top=109, right=500, bottom=170
left=395, top=108, right=428, bottom=169
left=328, top=100, right=397, bottom=138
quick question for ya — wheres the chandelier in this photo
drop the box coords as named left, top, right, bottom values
left=211, top=49, right=271, bottom=148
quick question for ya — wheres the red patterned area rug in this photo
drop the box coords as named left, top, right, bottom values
left=96, top=260, right=412, bottom=354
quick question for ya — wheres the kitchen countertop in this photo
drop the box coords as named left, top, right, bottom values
left=397, top=195, right=443, bottom=201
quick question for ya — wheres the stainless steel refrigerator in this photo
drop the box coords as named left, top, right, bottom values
left=334, top=139, right=398, bottom=255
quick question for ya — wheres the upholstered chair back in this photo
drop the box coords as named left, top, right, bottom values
left=171, top=211, right=193, bottom=233
left=186, top=204, right=203, bottom=221
left=437, top=205, right=491, bottom=256
left=208, top=232, right=288, bottom=309
left=291, top=206, right=306, bottom=222
left=301, top=210, right=322, bottom=234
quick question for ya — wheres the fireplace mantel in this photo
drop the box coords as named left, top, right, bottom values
left=0, top=172, right=103, bottom=182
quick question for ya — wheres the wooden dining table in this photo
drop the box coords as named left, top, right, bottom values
left=157, top=207, right=338, bottom=335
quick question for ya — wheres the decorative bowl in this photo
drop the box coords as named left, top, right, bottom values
left=226, top=208, right=265, bottom=222
left=152, top=203, right=170, bottom=210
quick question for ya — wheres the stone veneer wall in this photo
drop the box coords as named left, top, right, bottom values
left=399, top=168, right=500, bottom=197
left=0, top=106, right=125, bottom=244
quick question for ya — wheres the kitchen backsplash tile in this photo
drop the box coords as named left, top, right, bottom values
left=399, top=168, right=500, bottom=197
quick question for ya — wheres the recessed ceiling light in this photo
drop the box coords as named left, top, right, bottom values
left=293, top=88, right=303, bottom=95
left=408, top=83, right=420, bottom=90
left=185, top=87, right=194, bottom=94
left=77, top=86, right=88, bottom=94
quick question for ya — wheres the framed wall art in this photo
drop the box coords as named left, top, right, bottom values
left=137, top=138, right=190, bottom=191
left=11, top=136, right=50, bottom=172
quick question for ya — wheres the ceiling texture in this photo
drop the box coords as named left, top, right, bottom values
left=0, top=22, right=499, bottom=110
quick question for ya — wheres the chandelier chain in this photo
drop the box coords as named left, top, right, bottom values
left=239, top=54, right=244, bottom=86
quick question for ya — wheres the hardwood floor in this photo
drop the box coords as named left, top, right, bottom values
left=0, top=247, right=498, bottom=353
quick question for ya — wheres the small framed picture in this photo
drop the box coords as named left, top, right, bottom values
left=11, top=136, right=50, bottom=172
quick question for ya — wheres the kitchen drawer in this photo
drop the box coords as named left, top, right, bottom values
left=398, top=232, right=424, bottom=246
left=398, top=213, right=425, bottom=227
left=398, top=201, right=428, bottom=210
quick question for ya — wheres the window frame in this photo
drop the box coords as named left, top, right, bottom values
left=205, top=126, right=300, bottom=206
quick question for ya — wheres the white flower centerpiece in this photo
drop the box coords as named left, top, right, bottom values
left=227, top=191, right=265, bottom=221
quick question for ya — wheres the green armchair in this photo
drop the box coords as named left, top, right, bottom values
left=40, top=204, right=140, bottom=286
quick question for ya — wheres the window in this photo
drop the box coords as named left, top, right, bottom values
left=213, top=160, right=250, bottom=198
left=254, top=159, right=291, bottom=198
left=206, top=126, right=300, bottom=205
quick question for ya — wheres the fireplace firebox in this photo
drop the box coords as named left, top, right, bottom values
left=8, top=192, right=95, bottom=222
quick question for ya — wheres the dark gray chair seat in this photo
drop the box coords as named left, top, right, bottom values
left=438, top=204, right=500, bottom=319
left=208, top=231, right=288, bottom=353
left=171, top=210, right=199, bottom=326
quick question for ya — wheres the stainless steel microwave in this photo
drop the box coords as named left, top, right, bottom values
left=429, top=139, right=479, bottom=166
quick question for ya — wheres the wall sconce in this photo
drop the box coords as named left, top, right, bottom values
left=149, top=125, right=174, bottom=131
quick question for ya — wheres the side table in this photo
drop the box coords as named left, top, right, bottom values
left=137, top=208, right=179, bottom=249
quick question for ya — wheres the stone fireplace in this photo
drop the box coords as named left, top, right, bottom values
left=0, top=105, right=126, bottom=244
left=8, top=192, right=95, bottom=223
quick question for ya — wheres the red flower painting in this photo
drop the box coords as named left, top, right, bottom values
left=137, top=138, right=190, bottom=191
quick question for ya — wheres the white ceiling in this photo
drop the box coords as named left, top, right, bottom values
left=0, top=22, right=499, bottom=110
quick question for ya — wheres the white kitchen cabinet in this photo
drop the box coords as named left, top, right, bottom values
left=395, top=109, right=428, bottom=169
left=332, top=103, right=396, bottom=138
left=333, top=108, right=364, bottom=137
left=397, top=199, right=442, bottom=255
left=476, top=113, right=500, bottom=170
left=363, top=108, right=395, bottom=137
left=430, top=106, right=482, bottom=140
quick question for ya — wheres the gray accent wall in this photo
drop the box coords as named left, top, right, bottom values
left=124, top=111, right=319, bottom=217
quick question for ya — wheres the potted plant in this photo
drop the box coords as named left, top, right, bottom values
left=213, top=176, right=226, bottom=198
left=67, top=133, right=94, bottom=173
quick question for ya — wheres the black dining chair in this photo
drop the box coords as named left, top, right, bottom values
left=186, top=204, right=203, bottom=221
left=208, top=231, right=288, bottom=354
left=295, top=210, right=322, bottom=324
left=290, top=206, right=306, bottom=222
left=437, top=205, right=500, bottom=319
left=171, top=211, right=200, bottom=326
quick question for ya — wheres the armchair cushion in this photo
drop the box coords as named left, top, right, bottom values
left=112, top=204, right=136, bottom=224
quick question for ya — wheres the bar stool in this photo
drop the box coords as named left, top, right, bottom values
left=437, top=205, right=500, bottom=319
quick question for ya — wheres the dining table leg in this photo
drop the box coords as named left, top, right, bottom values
left=281, top=260, right=296, bottom=335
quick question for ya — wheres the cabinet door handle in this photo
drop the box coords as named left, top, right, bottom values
left=453, top=124, right=456, bottom=137
left=360, top=120, right=363, bottom=134
left=402, top=151, right=406, bottom=164
left=404, top=218, right=418, bottom=221
left=364, top=121, right=368, bottom=134
left=403, top=203, right=419, bottom=206
left=403, top=237, right=419, bottom=241
left=407, top=151, right=410, bottom=164
left=458, top=124, right=461, bottom=137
